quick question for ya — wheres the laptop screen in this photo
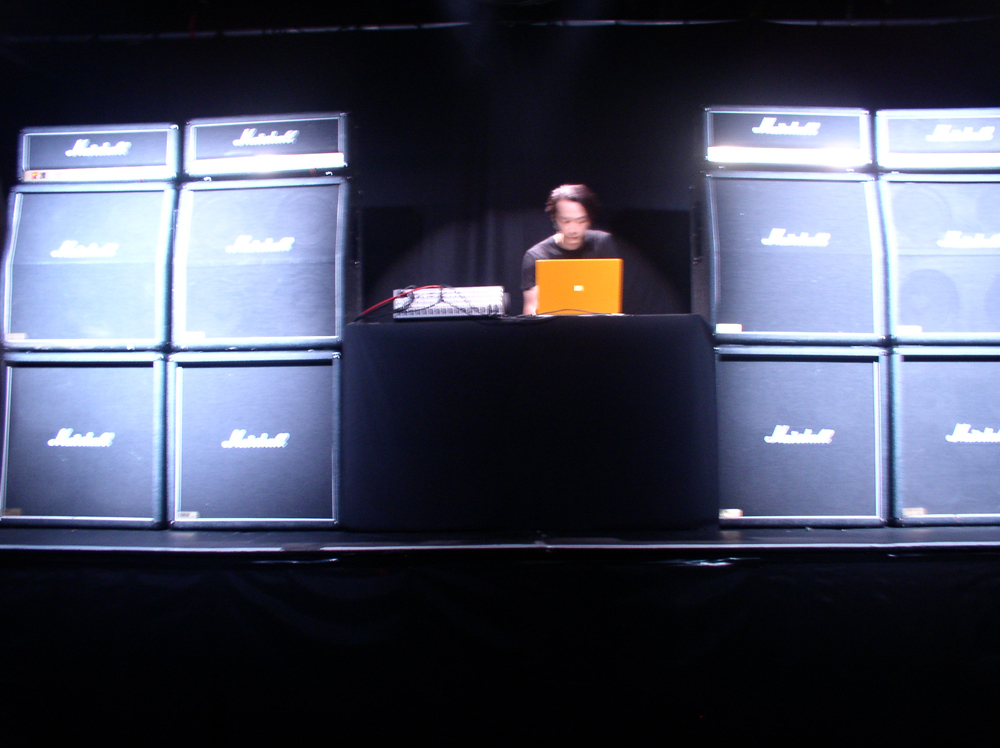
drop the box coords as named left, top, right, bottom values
left=535, top=258, right=624, bottom=314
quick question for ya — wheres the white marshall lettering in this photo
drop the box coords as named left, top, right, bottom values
left=51, top=240, right=119, bottom=258
left=761, top=228, right=831, bottom=247
left=232, top=128, right=300, bottom=147
left=751, top=117, right=821, bottom=136
left=925, top=124, right=996, bottom=143
left=221, top=429, right=290, bottom=449
left=47, top=428, right=115, bottom=447
left=936, top=231, right=1000, bottom=249
left=225, top=235, right=295, bottom=253
left=945, top=424, right=1000, bottom=443
left=764, top=425, right=835, bottom=444
left=64, top=139, right=132, bottom=157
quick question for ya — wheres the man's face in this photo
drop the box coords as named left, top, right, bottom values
left=553, top=199, right=591, bottom=250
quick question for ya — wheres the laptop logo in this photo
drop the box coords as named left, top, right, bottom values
left=232, top=128, right=300, bottom=147
left=221, top=429, right=290, bottom=448
left=47, top=428, right=115, bottom=447
left=761, top=228, right=831, bottom=247
left=764, top=425, right=835, bottom=444
left=936, top=231, right=1000, bottom=249
left=225, top=235, right=294, bottom=253
left=64, top=139, right=132, bottom=157
left=925, top=124, right=996, bottom=143
left=946, top=424, right=1000, bottom=443
left=751, top=117, right=821, bottom=136
left=51, top=240, right=119, bottom=258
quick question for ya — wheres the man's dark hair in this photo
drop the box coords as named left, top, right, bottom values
left=545, top=184, right=599, bottom=221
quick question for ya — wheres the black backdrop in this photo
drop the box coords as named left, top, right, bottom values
left=3, top=18, right=1000, bottom=314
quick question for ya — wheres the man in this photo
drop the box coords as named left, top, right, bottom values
left=521, top=184, right=621, bottom=315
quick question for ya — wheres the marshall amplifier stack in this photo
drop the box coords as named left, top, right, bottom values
left=172, top=113, right=347, bottom=528
left=877, top=108, right=1000, bottom=525
left=1, top=123, right=178, bottom=527
left=701, top=106, right=888, bottom=526
left=702, top=105, right=1000, bottom=527
left=1, top=113, right=348, bottom=528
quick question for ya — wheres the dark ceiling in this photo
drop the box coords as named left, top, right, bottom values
left=0, top=0, right=995, bottom=38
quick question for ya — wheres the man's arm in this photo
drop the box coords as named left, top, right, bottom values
left=522, top=286, right=539, bottom=315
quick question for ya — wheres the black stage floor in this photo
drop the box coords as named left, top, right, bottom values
left=3, top=524, right=1000, bottom=555
left=4, top=522, right=1000, bottom=741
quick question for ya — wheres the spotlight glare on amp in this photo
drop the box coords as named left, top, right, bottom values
left=706, top=146, right=871, bottom=168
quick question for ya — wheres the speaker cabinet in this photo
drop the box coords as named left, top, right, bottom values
left=3, top=183, right=173, bottom=350
left=882, top=174, right=1000, bottom=342
left=704, top=106, right=871, bottom=168
left=0, top=353, right=164, bottom=526
left=876, top=108, right=1000, bottom=171
left=184, top=113, right=347, bottom=177
left=716, top=346, right=887, bottom=526
left=699, top=172, right=886, bottom=344
left=894, top=347, right=1000, bottom=524
left=167, top=351, right=339, bottom=528
left=172, top=177, right=347, bottom=349
left=19, top=122, right=179, bottom=182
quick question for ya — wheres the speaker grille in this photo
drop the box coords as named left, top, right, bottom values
left=710, top=175, right=880, bottom=337
left=5, top=187, right=171, bottom=347
left=716, top=351, right=883, bottom=524
left=171, top=355, right=337, bottom=525
left=2, top=357, right=162, bottom=523
left=173, top=179, right=345, bottom=347
left=884, top=178, right=1000, bottom=336
left=896, top=353, right=1000, bottom=518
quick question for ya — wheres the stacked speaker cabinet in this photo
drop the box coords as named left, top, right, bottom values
left=893, top=347, right=1000, bottom=524
left=0, top=353, right=165, bottom=526
left=1, top=123, right=178, bottom=527
left=169, top=113, right=349, bottom=528
left=701, top=106, right=887, bottom=526
left=700, top=171, right=885, bottom=345
left=3, top=182, right=174, bottom=350
left=167, top=351, right=339, bottom=528
left=172, top=177, right=347, bottom=349
left=877, top=108, right=1000, bottom=525
left=716, top=347, right=887, bottom=526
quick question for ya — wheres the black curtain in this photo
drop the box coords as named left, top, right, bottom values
left=1, top=20, right=999, bottom=313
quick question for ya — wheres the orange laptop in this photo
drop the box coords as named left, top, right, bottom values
left=535, top=258, right=624, bottom=315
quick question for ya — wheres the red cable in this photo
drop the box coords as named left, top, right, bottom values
left=356, top=285, right=445, bottom=320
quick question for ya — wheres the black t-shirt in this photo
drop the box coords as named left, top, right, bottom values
left=521, top=230, right=619, bottom=290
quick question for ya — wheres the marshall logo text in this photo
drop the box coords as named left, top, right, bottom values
left=936, top=231, right=1000, bottom=249
left=47, top=428, right=115, bottom=447
left=764, top=425, right=835, bottom=444
left=761, top=229, right=831, bottom=247
left=925, top=124, right=996, bottom=143
left=64, top=139, right=132, bottom=157
left=221, top=429, right=290, bottom=448
left=51, top=240, right=119, bottom=258
left=232, top=128, right=300, bottom=147
left=945, top=424, right=1000, bottom=443
left=751, top=117, right=821, bottom=136
left=225, top=235, right=295, bottom=253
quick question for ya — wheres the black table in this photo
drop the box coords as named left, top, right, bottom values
left=340, top=314, right=718, bottom=531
